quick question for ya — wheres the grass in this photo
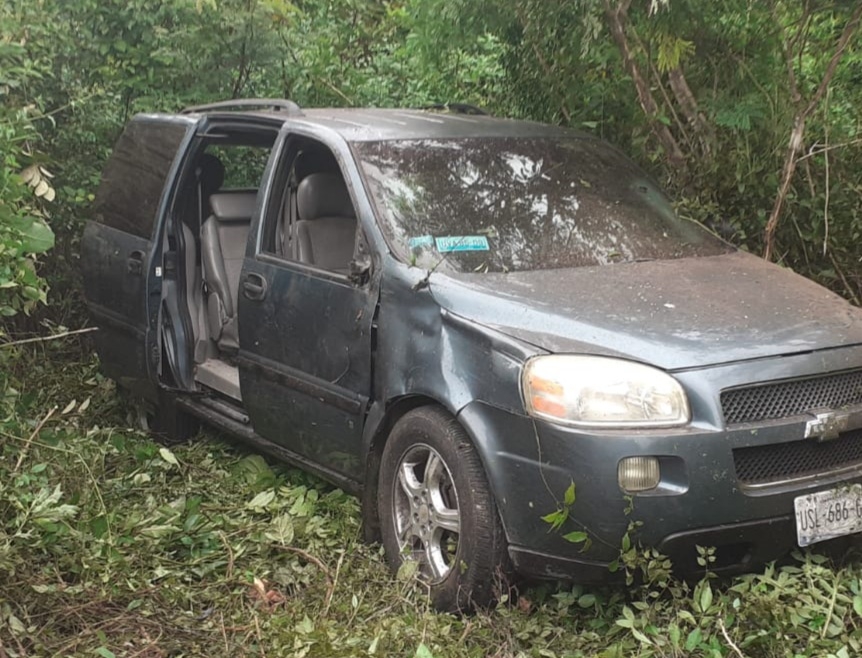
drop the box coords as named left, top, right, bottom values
left=3, top=337, right=862, bottom=657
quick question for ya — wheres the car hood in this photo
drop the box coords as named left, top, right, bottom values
left=428, top=251, right=862, bottom=370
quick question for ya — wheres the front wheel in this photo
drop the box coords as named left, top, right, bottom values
left=378, top=406, right=510, bottom=612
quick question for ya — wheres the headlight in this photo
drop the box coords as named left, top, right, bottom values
left=522, top=355, right=690, bottom=428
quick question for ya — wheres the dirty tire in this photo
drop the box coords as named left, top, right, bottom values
left=139, top=388, right=199, bottom=445
left=378, top=406, right=510, bottom=612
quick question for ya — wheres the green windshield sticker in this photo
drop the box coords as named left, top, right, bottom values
left=408, top=235, right=435, bottom=249
left=435, top=235, right=490, bottom=252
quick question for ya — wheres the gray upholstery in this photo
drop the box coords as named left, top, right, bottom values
left=211, top=192, right=256, bottom=221
left=194, top=154, right=225, bottom=226
left=181, top=222, right=207, bottom=362
left=294, top=173, right=356, bottom=271
left=200, top=191, right=257, bottom=351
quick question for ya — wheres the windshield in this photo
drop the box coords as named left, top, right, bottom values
left=355, top=137, right=731, bottom=273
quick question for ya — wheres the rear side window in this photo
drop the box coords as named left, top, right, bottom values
left=93, top=118, right=192, bottom=239
left=207, top=145, right=271, bottom=189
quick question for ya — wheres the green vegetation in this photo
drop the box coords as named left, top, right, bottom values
left=4, top=342, right=862, bottom=657
left=3, top=0, right=862, bottom=655
left=3, top=0, right=862, bottom=315
left=0, top=35, right=54, bottom=324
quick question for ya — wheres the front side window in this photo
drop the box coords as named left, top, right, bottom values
left=260, top=139, right=359, bottom=275
left=93, top=118, right=191, bottom=239
left=356, top=137, right=731, bottom=273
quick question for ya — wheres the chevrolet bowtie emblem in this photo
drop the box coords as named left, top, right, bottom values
left=804, top=410, right=850, bottom=442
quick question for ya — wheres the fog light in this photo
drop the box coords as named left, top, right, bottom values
left=618, top=457, right=660, bottom=492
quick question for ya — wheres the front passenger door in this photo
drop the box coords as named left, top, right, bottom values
left=237, top=134, right=377, bottom=483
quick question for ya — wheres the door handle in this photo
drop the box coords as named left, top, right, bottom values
left=242, top=273, right=268, bottom=301
left=127, top=250, right=144, bottom=276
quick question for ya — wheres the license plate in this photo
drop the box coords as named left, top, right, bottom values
left=795, top=484, right=862, bottom=547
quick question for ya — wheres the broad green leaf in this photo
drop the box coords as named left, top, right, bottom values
left=10, top=216, right=54, bottom=254
left=295, top=615, right=314, bottom=634
left=31, top=584, right=57, bottom=593
left=578, top=593, right=596, bottom=608
left=415, top=644, right=435, bottom=658
left=541, top=508, right=567, bottom=530
left=159, top=447, right=179, bottom=466
left=564, top=481, right=576, bottom=506
left=684, top=628, right=702, bottom=651
left=621, top=533, right=631, bottom=552
left=632, top=629, right=652, bottom=645
left=8, top=614, right=25, bottom=634
left=563, top=530, right=588, bottom=544
left=22, top=285, right=39, bottom=300
left=265, top=514, right=295, bottom=544
left=90, top=515, right=109, bottom=538
left=699, top=582, right=713, bottom=613
left=236, top=454, right=274, bottom=483
left=139, top=524, right=180, bottom=538
left=247, top=489, right=276, bottom=510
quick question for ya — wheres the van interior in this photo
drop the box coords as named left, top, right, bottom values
left=164, top=125, right=359, bottom=406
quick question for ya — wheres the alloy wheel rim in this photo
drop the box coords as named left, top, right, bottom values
left=392, top=443, right=461, bottom=582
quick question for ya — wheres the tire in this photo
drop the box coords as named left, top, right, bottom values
left=137, top=388, right=199, bottom=445
left=378, top=406, right=510, bottom=612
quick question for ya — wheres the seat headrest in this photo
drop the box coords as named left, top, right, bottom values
left=196, top=153, right=225, bottom=195
left=297, top=173, right=354, bottom=221
left=295, top=149, right=340, bottom=179
left=210, top=192, right=257, bottom=222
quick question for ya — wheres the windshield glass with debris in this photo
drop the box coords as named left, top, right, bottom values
left=355, top=137, right=731, bottom=273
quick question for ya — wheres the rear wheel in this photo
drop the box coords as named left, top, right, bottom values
left=135, top=387, right=199, bottom=445
left=378, top=406, right=510, bottom=612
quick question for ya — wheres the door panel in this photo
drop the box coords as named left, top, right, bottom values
left=81, top=115, right=197, bottom=400
left=237, top=257, right=375, bottom=480
left=81, top=222, right=154, bottom=399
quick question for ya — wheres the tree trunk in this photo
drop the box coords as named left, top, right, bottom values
left=763, top=4, right=862, bottom=260
left=603, top=0, right=687, bottom=168
left=667, top=66, right=714, bottom=157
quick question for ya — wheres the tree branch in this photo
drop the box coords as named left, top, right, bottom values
left=667, top=66, right=714, bottom=157
left=763, top=4, right=862, bottom=260
left=803, top=5, right=862, bottom=115
left=602, top=0, right=686, bottom=167
left=0, top=327, right=97, bottom=348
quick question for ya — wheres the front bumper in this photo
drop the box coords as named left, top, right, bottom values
left=507, top=514, right=797, bottom=582
left=458, top=398, right=862, bottom=583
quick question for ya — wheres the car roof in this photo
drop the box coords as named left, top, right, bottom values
left=200, top=107, right=578, bottom=142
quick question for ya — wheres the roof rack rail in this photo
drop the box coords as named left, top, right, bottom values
left=181, top=99, right=304, bottom=116
left=421, top=102, right=489, bottom=116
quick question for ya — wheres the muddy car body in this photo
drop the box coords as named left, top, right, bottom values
left=82, top=100, right=862, bottom=610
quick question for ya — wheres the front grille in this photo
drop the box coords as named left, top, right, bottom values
left=721, top=369, right=862, bottom=425
left=733, top=428, right=862, bottom=486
